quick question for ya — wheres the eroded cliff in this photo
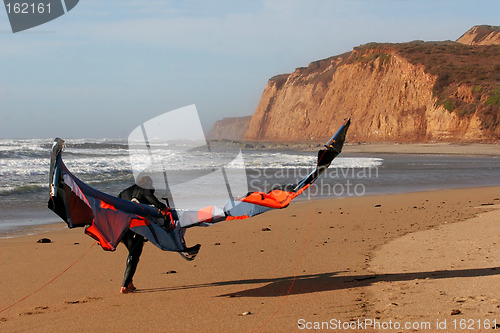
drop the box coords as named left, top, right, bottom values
left=206, top=116, right=251, bottom=141
left=457, top=25, right=500, bottom=46
left=244, top=30, right=499, bottom=143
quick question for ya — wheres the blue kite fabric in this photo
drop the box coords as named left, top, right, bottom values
left=48, top=119, right=350, bottom=259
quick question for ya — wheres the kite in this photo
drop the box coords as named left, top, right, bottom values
left=48, top=119, right=350, bottom=260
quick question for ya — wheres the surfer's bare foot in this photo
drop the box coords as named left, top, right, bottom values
left=120, top=287, right=133, bottom=294
left=127, top=281, right=136, bottom=291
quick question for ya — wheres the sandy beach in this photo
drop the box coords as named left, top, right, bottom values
left=1, top=186, right=499, bottom=332
left=343, top=143, right=500, bottom=156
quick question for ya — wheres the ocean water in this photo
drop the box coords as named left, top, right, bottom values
left=1, top=138, right=499, bottom=237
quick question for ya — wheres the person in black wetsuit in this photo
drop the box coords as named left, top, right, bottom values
left=118, top=175, right=167, bottom=294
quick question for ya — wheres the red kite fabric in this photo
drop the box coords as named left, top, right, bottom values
left=48, top=119, right=350, bottom=259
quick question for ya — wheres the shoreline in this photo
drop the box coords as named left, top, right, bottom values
left=210, top=140, right=500, bottom=156
left=1, top=186, right=499, bottom=332
left=3, top=183, right=500, bottom=240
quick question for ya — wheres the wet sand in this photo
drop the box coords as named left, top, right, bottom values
left=0, top=186, right=499, bottom=332
left=214, top=140, right=500, bottom=156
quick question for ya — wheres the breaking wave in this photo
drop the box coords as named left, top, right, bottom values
left=0, top=138, right=383, bottom=196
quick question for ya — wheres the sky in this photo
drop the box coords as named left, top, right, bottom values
left=0, top=0, right=498, bottom=139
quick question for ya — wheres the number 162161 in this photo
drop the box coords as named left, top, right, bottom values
left=452, top=319, right=498, bottom=330
left=6, top=2, right=52, bottom=14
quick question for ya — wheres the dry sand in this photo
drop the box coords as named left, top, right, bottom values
left=369, top=205, right=500, bottom=331
left=0, top=187, right=499, bottom=332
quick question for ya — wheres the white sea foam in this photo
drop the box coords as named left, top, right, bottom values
left=0, top=138, right=383, bottom=196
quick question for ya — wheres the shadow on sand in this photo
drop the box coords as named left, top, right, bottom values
left=136, top=266, right=500, bottom=297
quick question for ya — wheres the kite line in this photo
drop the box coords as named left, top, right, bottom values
left=0, top=242, right=96, bottom=314
left=251, top=147, right=331, bottom=332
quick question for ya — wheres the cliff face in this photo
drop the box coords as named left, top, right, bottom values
left=457, top=25, right=500, bottom=46
left=245, top=32, right=500, bottom=143
left=206, top=116, right=251, bottom=141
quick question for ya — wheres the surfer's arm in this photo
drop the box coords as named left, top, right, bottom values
left=144, top=189, right=167, bottom=210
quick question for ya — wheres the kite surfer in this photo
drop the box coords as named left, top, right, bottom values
left=118, top=175, right=167, bottom=294
left=47, top=119, right=351, bottom=293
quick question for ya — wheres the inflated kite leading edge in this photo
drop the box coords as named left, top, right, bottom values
left=48, top=118, right=350, bottom=259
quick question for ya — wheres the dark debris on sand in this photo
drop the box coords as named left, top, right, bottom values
left=37, top=238, right=52, bottom=243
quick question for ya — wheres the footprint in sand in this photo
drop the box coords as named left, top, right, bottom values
left=19, top=306, right=49, bottom=316
left=64, top=296, right=103, bottom=305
